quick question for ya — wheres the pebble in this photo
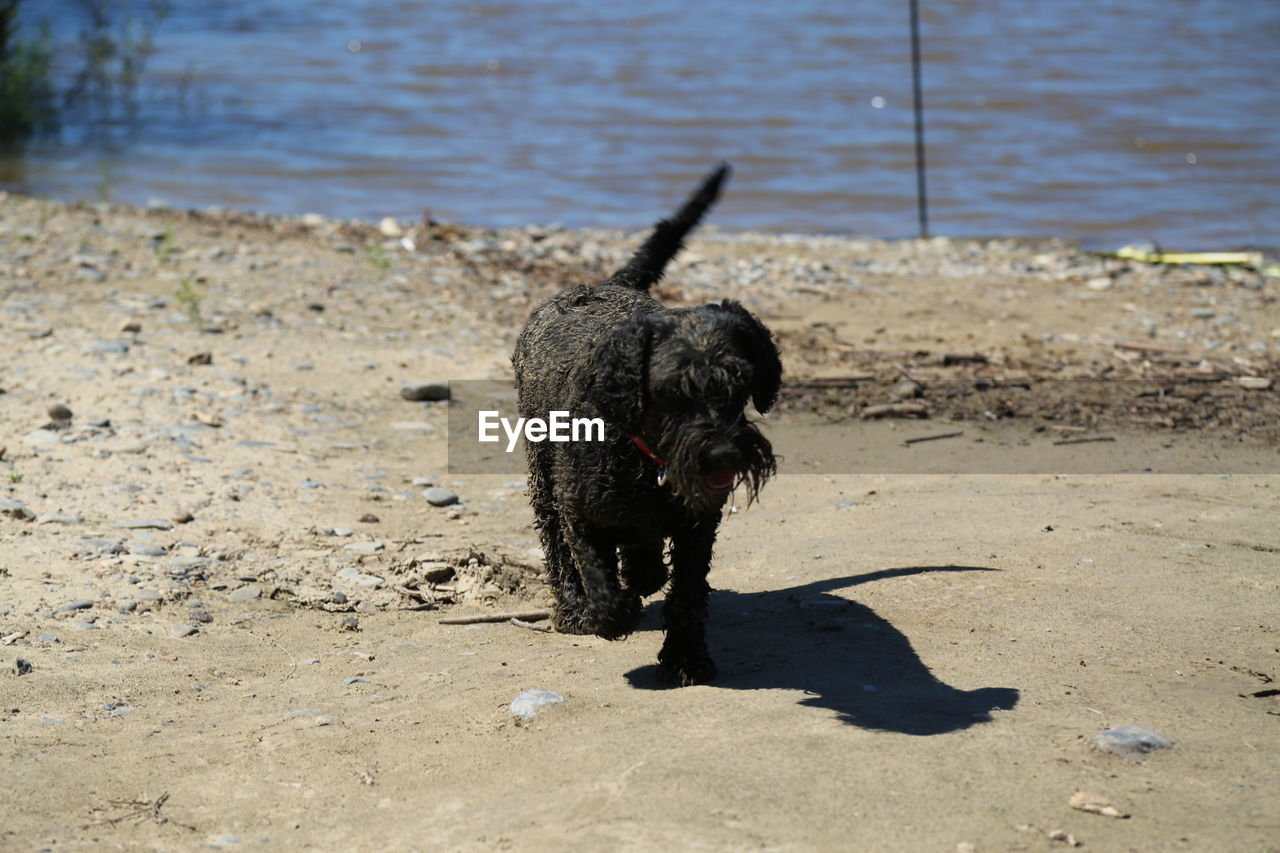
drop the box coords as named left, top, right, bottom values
left=171, top=623, right=199, bottom=638
left=130, top=542, right=167, bottom=557
left=82, top=537, right=125, bottom=553
left=411, top=476, right=435, bottom=487
left=891, top=379, right=923, bottom=400
left=47, top=403, right=73, bottom=421
left=510, top=689, right=565, bottom=720
left=423, top=487, right=459, bottom=507
left=1190, top=307, right=1216, bottom=319
left=58, top=600, right=95, bottom=613
left=1236, top=376, right=1272, bottom=390
left=342, top=541, right=384, bottom=554
left=229, top=585, right=262, bottom=602
left=22, top=429, right=62, bottom=446
left=84, top=340, right=129, bottom=355
left=115, top=519, right=175, bottom=530
left=38, top=512, right=83, bottom=525
left=391, top=421, right=435, bottom=431
left=1087, top=724, right=1172, bottom=761
left=344, top=676, right=370, bottom=685
left=378, top=216, right=403, bottom=237
left=105, top=439, right=149, bottom=454
left=358, top=513, right=380, bottom=523
left=300, top=479, right=325, bottom=489
left=282, top=707, right=323, bottom=720
left=172, top=510, right=195, bottom=524
left=335, top=566, right=383, bottom=587
left=315, top=714, right=335, bottom=726
left=0, top=497, right=32, bottom=519
left=14, top=658, right=33, bottom=676
left=400, top=383, right=451, bottom=402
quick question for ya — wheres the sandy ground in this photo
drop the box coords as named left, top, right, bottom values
left=1, top=194, right=1278, bottom=851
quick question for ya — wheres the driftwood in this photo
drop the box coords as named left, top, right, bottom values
left=903, top=430, right=964, bottom=446
left=439, top=609, right=552, bottom=625
left=861, top=402, right=929, bottom=419
left=788, top=376, right=876, bottom=389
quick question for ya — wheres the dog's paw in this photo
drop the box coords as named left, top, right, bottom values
left=583, top=595, right=642, bottom=641
left=550, top=607, right=593, bottom=635
left=655, top=652, right=717, bottom=687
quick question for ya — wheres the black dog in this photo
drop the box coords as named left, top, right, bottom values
left=512, top=164, right=781, bottom=685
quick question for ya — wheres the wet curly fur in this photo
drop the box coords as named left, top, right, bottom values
left=512, top=164, right=782, bottom=685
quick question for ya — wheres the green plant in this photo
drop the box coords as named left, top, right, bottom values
left=363, top=241, right=392, bottom=272
left=175, top=276, right=202, bottom=323
left=95, top=158, right=115, bottom=201
left=0, top=2, right=57, bottom=144
left=64, top=0, right=171, bottom=118
left=154, top=224, right=175, bottom=261
left=7, top=472, right=23, bottom=483
left=0, top=0, right=171, bottom=146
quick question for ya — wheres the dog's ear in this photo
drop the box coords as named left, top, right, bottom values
left=578, top=316, right=657, bottom=430
left=718, top=300, right=782, bottom=414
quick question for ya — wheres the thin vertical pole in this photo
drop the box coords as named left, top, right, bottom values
left=908, top=0, right=930, bottom=239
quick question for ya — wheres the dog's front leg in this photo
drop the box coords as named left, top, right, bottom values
left=657, top=518, right=719, bottom=686
left=562, top=520, right=640, bottom=640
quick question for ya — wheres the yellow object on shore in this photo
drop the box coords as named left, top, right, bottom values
left=1101, top=245, right=1278, bottom=277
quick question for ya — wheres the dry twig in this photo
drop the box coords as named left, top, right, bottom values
left=440, top=609, right=552, bottom=625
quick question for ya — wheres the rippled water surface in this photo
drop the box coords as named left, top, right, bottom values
left=6, top=0, right=1278, bottom=248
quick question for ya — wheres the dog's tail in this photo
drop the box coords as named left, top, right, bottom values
left=605, top=162, right=730, bottom=292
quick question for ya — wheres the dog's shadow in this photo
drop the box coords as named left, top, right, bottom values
left=625, top=566, right=1020, bottom=734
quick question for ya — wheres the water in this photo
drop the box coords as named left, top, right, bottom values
left=5, top=0, right=1278, bottom=249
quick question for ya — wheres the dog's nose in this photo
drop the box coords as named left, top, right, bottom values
left=705, top=445, right=741, bottom=472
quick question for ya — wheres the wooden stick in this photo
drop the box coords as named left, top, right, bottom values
left=440, top=609, right=551, bottom=625
left=394, top=584, right=428, bottom=601
left=903, top=430, right=964, bottom=445
left=861, top=402, right=929, bottom=419
left=789, top=376, right=876, bottom=389
left=1052, top=436, right=1117, bottom=446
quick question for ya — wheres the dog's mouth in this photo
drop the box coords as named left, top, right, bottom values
left=703, top=471, right=737, bottom=490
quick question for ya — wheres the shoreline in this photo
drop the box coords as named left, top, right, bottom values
left=2, top=190, right=1278, bottom=850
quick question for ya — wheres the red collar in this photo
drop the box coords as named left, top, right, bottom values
left=630, top=435, right=666, bottom=467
